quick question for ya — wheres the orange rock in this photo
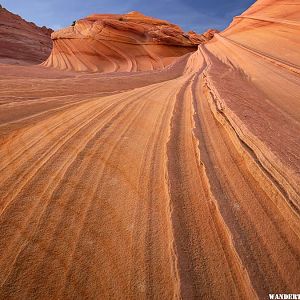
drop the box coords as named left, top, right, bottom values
left=216, top=0, right=300, bottom=68
left=1, top=1, right=299, bottom=299
left=42, top=12, right=215, bottom=72
left=204, top=0, right=300, bottom=222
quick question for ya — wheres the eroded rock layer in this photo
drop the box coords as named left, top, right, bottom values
left=0, top=0, right=299, bottom=299
left=200, top=2, right=300, bottom=296
left=205, top=0, right=300, bottom=213
left=42, top=12, right=213, bottom=72
left=0, top=6, right=53, bottom=64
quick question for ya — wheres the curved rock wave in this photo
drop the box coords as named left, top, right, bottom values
left=42, top=12, right=215, bottom=72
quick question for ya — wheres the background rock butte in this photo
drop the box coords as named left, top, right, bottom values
left=42, top=11, right=217, bottom=72
left=0, top=6, right=52, bottom=64
left=0, top=0, right=299, bottom=299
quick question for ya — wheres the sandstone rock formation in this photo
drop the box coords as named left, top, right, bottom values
left=205, top=0, right=300, bottom=209
left=0, top=6, right=53, bottom=64
left=0, top=0, right=299, bottom=299
left=199, top=2, right=300, bottom=295
left=209, top=0, right=300, bottom=71
left=42, top=12, right=213, bottom=72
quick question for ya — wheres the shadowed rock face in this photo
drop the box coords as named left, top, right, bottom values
left=42, top=11, right=216, bottom=72
left=0, top=6, right=53, bottom=65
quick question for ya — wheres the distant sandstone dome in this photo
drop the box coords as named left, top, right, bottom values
left=42, top=11, right=217, bottom=72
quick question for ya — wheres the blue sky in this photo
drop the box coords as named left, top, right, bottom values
left=1, top=0, right=255, bottom=33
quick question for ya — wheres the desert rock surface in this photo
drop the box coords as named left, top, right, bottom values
left=42, top=12, right=213, bottom=72
left=0, top=6, right=52, bottom=64
left=0, top=0, right=299, bottom=299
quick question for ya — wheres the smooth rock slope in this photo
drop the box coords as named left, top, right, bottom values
left=0, top=6, right=53, bottom=64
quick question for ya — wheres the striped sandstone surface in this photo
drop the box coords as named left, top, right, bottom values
left=42, top=11, right=216, bottom=72
left=0, top=0, right=299, bottom=299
